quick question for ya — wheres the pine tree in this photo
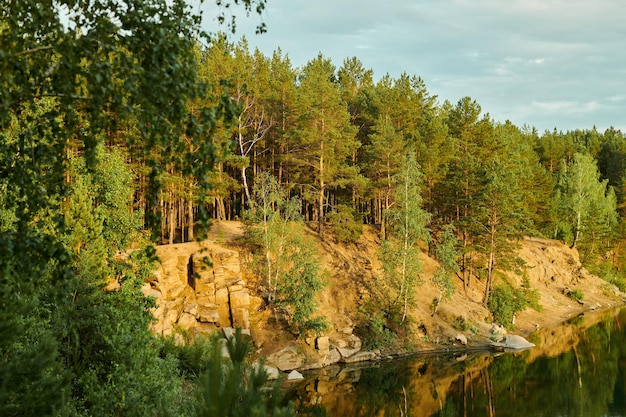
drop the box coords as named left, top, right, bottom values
left=294, top=54, right=359, bottom=235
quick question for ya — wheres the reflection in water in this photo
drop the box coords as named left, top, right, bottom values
left=286, top=308, right=626, bottom=417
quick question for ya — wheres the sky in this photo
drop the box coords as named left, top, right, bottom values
left=197, top=0, right=626, bottom=133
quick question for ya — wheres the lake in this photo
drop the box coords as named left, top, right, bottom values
left=285, top=307, right=626, bottom=417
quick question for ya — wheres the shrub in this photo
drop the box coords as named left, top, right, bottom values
left=589, top=261, right=626, bottom=292
left=356, top=306, right=397, bottom=350
left=568, top=289, right=584, bottom=302
left=327, top=204, right=363, bottom=244
left=488, top=284, right=527, bottom=329
left=451, top=315, right=470, bottom=331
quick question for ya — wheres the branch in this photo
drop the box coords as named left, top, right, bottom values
left=15, top=45, right=54, bottom=57
left=33, top=93, right=93, bottom=100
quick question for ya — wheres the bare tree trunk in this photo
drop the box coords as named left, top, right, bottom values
left=187, top=194, right=194, bottom=241
left=318, top=139, right=325, bottom=236
left=168, top=196, right=175, bottom=245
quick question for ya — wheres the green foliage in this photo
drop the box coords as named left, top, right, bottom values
left=520, top=275, right=542, bottom=312
left=431, top=225, right=460, bottom=314
left=588, top=261, right=626, bottom=292
left=161, top=333, right=219, bottom=378
left=553, top=152, right=617, bottom=259
left=275, top=232, right=329, bottom=335
left=356, top=306, right=398, bottom=350
left=379, top=153, right=431, bottom=324
left=568, top=289, right=585, bottom=302
left=487, top=284, right=528, bottom=329
left=245, top=173, right=328, bottom=336
left=451, top=315, right=470, bottom=331
left=195, top=329, right=295, bottom=417
left=327, top=204, right=363, bottom=244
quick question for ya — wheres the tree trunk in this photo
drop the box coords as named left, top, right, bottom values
left=187, top=194, right=194, bottom=241
left=318, top=138, right=325, bottom=236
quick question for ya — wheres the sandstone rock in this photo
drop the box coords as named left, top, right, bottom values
left=228, top=284, right=244, bottom=292
left=141, top=282, right=153, bottom=297
left=490, top=324, right=507, bottom=342
left=105, top=279, right=121, bottom=292
left=316, top=336, right=330, bottom=354
left=215, top=287, right=229, bottom=304
left=196, top=322, right=217, bottom=334
left=183, top=303, right=198, bottom=316
left=287, top=370, right=304, bottom=380
left=341, top=351, right=377, bottom=363
left=322, top=346, right=342, bottom=366
left=191, top=254, right=215, bottom=282
left=503, top=335, right=535, bottom=350
left=252, top=362, right=280, bottom=380
left=195, top=280, right=215, bottom=295
left=339, top=327, right=353, bottom=335
left=230, top=290, right=250, bottom=309
left=267, top=346, right=304, bottom=371
left=249, top=295, right=263, bottom=312
left=177, top=312, right=197, bottom=330
left=198, top=307, right=221, bottom=324
left=331, top=334, right=362, bottom=359
left=217, top=338, right=230, bottom=358
left=222, top=327, right=235, bottom=339
left=162, top=308, right=180, bottom=334
left=232, top=308, right=250, bottom=329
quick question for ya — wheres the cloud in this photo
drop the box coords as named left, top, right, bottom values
left=532, top=100, right=600, bottom=114
left=197, top=0, right=626, bottom=132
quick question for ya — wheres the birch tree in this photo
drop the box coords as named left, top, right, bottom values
left=380, top=153, right=431, bottom=323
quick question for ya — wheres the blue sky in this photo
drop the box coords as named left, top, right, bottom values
left=196, top=0, right=626, bottom=133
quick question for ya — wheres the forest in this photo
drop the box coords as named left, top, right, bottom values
left=1, top=0, right=625, bottom=416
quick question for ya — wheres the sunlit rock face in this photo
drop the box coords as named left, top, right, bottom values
left=144, top=241, right=254, bottom=338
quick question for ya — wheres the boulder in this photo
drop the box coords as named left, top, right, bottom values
left=455, top=333, right=468, bottom=345
left=182, top=303, right=198, bottom=316
left=322, top=346, right=342, bottom=366
left=222, top=327, right=235, bottom=339
left=331, top=334, right=362, bottom=359
left=287, top=370, right=304, bottom=380
left=503, top=335, right=535, bottom=350
left=316, top=336, right=330, bottom=354
left=341, top=351, right=377, bottom=364
left=252, top=362, right=280, bottom=380
left=267, top=346, right=304, bottom=371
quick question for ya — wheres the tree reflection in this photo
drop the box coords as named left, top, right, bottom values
left=291, top=308, right=626, bottom=417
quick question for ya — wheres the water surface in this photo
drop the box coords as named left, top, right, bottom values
left=287, top=308, right=626, bottom=417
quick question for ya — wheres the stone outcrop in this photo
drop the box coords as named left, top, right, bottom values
left=143, top=241, right=253, bottom=338
left=267, top=346, right=305, bottom=371
left=492, top=334, right=535, bottom=350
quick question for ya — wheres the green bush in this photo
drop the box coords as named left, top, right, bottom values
left=451, top=315, right=470, bottom=331
left=356, top=306, right=398, bottom=350
left=521, top=276, right=543, bottom=312
left=568, top=289, right=584, bottom=302
left=327, top=204, right=363, bottom=244
left=488, top=284, right=527, bottom=329
left=589, top=261, right=626, bottom=292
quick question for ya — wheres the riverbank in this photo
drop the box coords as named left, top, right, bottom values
left=146, top=220, right=626, bottom=373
